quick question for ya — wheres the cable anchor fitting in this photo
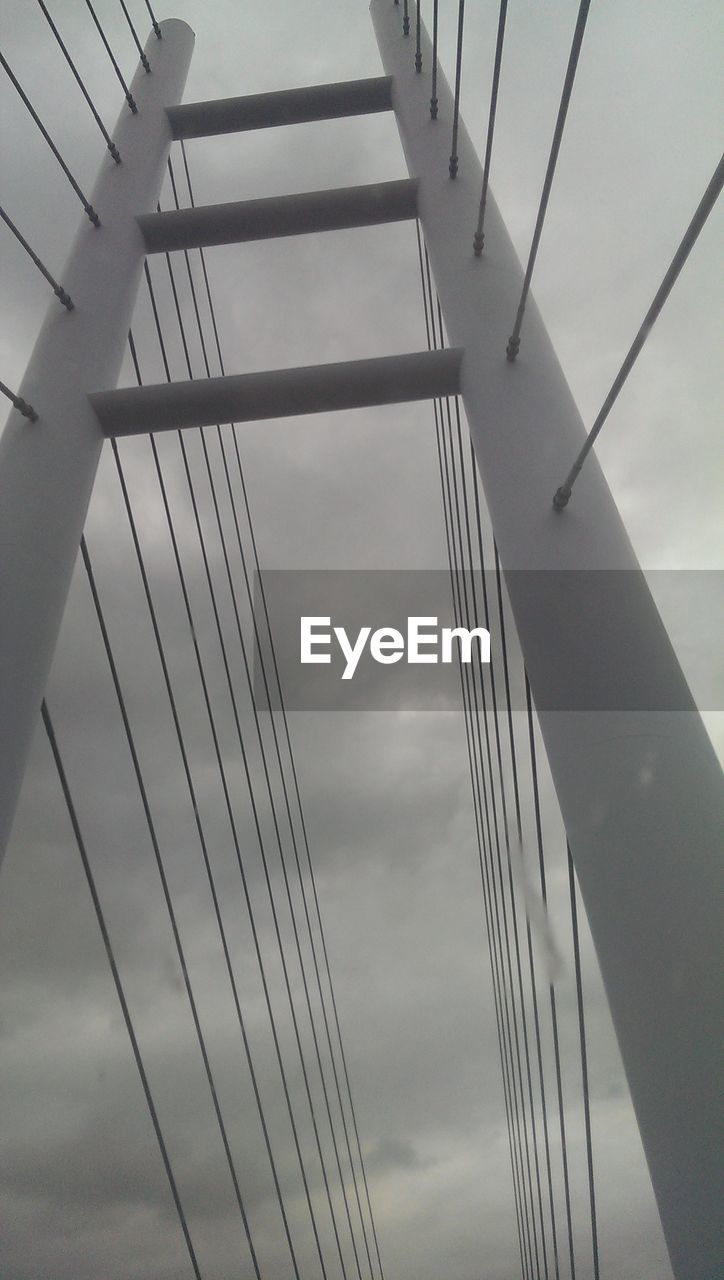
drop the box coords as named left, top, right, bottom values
left=0, top=380, right=39, bottom=421
left=53, top=285, right=74, bottom=311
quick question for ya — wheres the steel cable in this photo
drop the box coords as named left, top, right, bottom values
left=34, top=0, right=121, bottom=160
left=139, top=269, right=332, bottom=1279
left=568, top=845, right=600, bottom=1279
left=157, top=224, right=357, bottom=1280
left=167, top=151, right=370, bottom=1277
left=118, top=0, right=152, bottom=71
left=436, top=410, right=531, bottom=1279
left=507, top=0, right=591, bottom=360
left=442, top=390, right=540, bottom=1279
left=79, top=535, right=262, bottom=1278
left=109, top=418, right=301, bottom=1278
left=0, top=203, right=74, bottom=308
left=41, top=700, right=202, bottom=1280
left=0, top=378, right=38, bottom=421
left=143, top=0, right=162, bottom=40
left=179, top=136, right=386, bottom=1280
left=430, top=0, right=439, bottom=118
left=433, top=318, right=542, bottom=1277
left=467, top=447, right=549, bottom=1278
left=493, top=542, right=561, bottom=1279
left=417, top=229, right=533, bottom=1277
left=554, top=149, right=724, bottom=507
left=432, top=258, right=537, bottom=1280
left=449, top=0, right=465, bottom=178
left=473, top=0, right=508, bottom=255
left=415, top=227, right=528, bottom=1276
left=526, top=676, right=577, bottom=1278
left=0, top=52, right=99, bottom=224
left=82, top=0, right=138, bottom=112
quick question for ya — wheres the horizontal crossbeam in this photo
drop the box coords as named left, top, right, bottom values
left=90, top=349, right=462, bottom=436
left=138, top=180, right=418, bottom=253
left=167, top=76, right=393, bottom=139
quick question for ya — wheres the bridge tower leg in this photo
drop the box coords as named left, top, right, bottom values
left=0, top=21, right=194, bottom=857
left=371, top=4, right=723, bottom=1277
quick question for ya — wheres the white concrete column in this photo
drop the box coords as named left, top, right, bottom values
left=0, top=19, right=195, bottom=858
left=371, top=4, right=723, bottom=1277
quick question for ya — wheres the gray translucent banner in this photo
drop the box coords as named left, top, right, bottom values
left=252, top=570, right=723, bottom=712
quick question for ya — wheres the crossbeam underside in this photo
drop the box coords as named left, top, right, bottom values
left=90, top=349, right=463, bottom=436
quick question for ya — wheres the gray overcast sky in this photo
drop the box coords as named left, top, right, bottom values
left=1, top=2, right=721, bottom=1278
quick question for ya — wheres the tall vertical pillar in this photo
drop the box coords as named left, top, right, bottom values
left=0, top=20, right=195, bottom=858
left=371, top=4, right=723, bottom=1276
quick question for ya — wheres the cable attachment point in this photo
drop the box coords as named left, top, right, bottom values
left=473, top=230, right=484, bottom=257
left=125, top=91, right=138, bottom=113
left=108, top=141, right=121, bottom=163
left=53, top=285, right=74, bottom=311
left=415, top=51, right=422, bottom=73
left=85, top=203, right=101, bottom=227
left=0, top=380, right=39, bottom=421
left=506, top=334, right=520, bottom=361
left=553, top=485, right=571, bottom=511
left=140, top=53, right=151, bottom=73
left=15, top=396, right=38, bottom=421
left=430, top=96, right=438, bottom=120
left=449, top=154, right=459, bottom=179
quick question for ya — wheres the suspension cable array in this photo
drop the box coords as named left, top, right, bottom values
left=80, top=527, right=262, bottom=1275
left=0, top=50, right=100, bottom=225
left=34, top=0, right=121, bottom=161
left=3, top=12, right=387, bottom=1274
left=41, top=698, right=203, bottom=1280
left=82, top=0, right=139, bottom=112
left=118, top=0, right=152, bottom=72
left=148, top=184, right=361, bottom=1277
left=178, top=133, right=386, bottom=1279
left=2, top=4, right=721, bottom=1279
left=415, top=214, right=603, bottom=1279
